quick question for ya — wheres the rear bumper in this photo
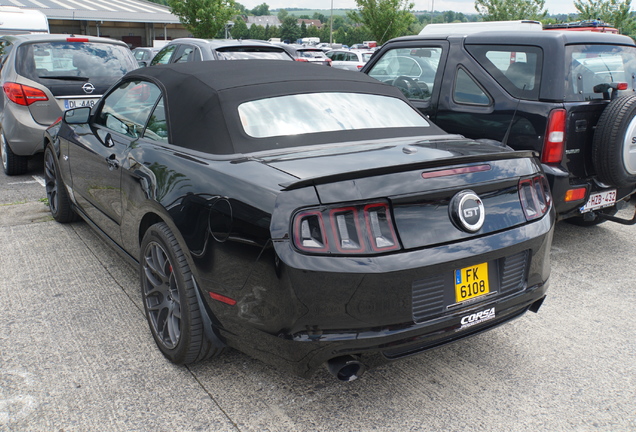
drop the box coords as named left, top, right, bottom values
left=213, top=214, right=553, bottom=377
left=543, top=163, right=636, bottom=219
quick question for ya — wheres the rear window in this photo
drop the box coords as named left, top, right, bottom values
left=215, top=47, right=292, bottom=60
left=238, top=92, right=429, bottom=138
left=17, top=41, right=137, bottom=82
left=565, top=44, right=636, bottom=101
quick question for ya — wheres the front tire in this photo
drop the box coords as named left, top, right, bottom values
left=1, top=128, right=28, bottom=176
left=140, top=222, right=221, bottom=364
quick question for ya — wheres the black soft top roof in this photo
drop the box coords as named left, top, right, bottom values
left=123, top=60, right=442, bottom=154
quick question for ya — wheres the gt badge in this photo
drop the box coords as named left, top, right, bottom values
left=449, top=190, right=485, bottom=233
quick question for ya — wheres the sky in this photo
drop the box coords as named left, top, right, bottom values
left=239, top=0, right=579, bottom=16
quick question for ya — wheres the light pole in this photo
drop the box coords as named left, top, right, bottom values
left=330, top=0, right=333, bottom=45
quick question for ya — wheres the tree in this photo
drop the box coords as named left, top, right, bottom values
left=279, top=15, right=301, bottom=43
left=574, top=0, right=635, bottom=35
left=231, top=17, right=249, bottom=39
left=300, top=21, right=308, bottom=38
left=277, top=9, right=289, bottom=21
left=474, top=0, right=547, bottom=21
left=168, top=0, right=237, bottom=38
left=347, top=0, right=415, bottom=45
left=250, top=2, right=269, bottom=16
left=249, top=24, right=266, bottom=40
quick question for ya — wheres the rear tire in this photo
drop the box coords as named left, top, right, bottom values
left=140, top=222, right=222, bottom=364
left=44, top=144, right=79, bottom=223
left=1, top=128, right=28, bottom=176
left=592, top=95, right=636, bottom=188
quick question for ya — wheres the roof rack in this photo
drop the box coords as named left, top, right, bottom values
left=543, top=20, right=619, bottom=33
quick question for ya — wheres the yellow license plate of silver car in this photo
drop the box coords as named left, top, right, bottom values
left=455, top=262, right=490, bottom=302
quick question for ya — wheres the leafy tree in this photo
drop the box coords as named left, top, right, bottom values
left=574, top=0, right=635, bottom=35
left=280, top=16, right=301, bottom=42
left=278, top=9, right=289, bottom=21
left=234, top=2, right=247, bottom=14
left=168, top=0, right=237, bottom=38
left=313, top=12, right=327, bottom=23
left=231, top=17, right=249, bottom=38
left=250, top=2, right=269, bottom=16
left=347, top=0, right=415, bottom=45
left=474, top=0, right=547, bottom=21
left=250, top=24, right=266, bottom=40
left=300, top=21, right=308, bottom=38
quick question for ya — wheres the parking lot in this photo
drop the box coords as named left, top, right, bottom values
left=1, top=159, right=635, bottom=431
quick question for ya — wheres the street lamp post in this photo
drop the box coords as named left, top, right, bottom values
left=330, top=0, right=333, bottom=45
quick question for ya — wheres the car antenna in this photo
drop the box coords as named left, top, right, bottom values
left=501, top=85, right=525, bottom=147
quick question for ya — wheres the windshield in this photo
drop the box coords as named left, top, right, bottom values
left=238, top=92, right=429, bottom=138
left=565, top=44, right=636, bottom=101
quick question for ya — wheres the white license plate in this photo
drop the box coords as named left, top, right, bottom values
left=63, top=98, right=98, bottom=110
left=581, top=189, right=617, bottom=213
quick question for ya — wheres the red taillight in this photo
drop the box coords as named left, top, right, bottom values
left=541, top=109, right=566, bottom=164
left=617, top=82, right=629, bottom=90
left=66, top=37, right=89, bottom=42
left=293, top=210, right=329, bottom=253
left=357, top=65, right=363, bottom=70
left=293, top=201, right=400, bottom=255
left=3, top=82, right=48, bottom=106
left=295, top=58, right=309, bottom=62
left=519, top=175, right=552, bottom=221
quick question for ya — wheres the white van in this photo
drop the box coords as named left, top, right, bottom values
left=0, top=6, right=49, bottom=35
left=419, top=20, right=542, bottom=35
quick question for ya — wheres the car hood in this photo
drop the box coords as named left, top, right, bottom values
left=251, top=135, right=524, bottom=186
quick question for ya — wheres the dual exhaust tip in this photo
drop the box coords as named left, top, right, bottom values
left=327, top=356, right=367, bottom=382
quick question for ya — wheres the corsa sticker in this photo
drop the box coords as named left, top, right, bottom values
left=458, top=307, right=496, bottom=331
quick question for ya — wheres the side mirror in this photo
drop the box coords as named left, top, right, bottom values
left=64, top=106, right=91, bottom=124
left=137, top=60, right=148, bottom=68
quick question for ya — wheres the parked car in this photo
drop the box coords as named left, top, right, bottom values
left=326, top=49, right=374, bottom=71
left=150, top=38, right=293, bottom=65
left=132, top=46, right=159, bottom=67
left=361, top=30, right=636, bottom=225
left=44, top=61, right=553, bottom=381
left=0, top=34, right=138, bottom=175
left=275, top=44, right=332, bottom=66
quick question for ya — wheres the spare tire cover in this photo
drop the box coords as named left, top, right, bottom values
left=592, top=95, right=636, bottom=188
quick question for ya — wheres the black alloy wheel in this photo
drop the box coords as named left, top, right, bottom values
left=140, top=223, right=222, bottom=364
left=44, top=144, right=78, bottom=223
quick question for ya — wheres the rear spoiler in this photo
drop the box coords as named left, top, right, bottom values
left=279, top=150, right=538, bottom=191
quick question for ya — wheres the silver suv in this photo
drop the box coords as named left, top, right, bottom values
left=0, top=34, right=138, bottom=175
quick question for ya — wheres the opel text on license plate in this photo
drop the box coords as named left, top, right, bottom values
left=63, top=98, right=98, bottom=110
left=581, top=189, right=616, bottom=213
left=455, top=262, right=490, bottom=303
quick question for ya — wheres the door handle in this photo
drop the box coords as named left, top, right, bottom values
left=106, top=154, right=119, bottom=170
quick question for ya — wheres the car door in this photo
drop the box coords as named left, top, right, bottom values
left=70, top=80, right=162, bottom=244
left=364, top=41, right=449, bottom=116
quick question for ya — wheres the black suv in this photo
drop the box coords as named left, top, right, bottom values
left=362, top=30, right=636, bottom=224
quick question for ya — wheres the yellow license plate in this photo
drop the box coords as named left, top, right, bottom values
left=455, top=262, right=490, bottom=303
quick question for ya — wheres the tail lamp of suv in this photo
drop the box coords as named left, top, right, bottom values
left=519, top=175, right=552, bottom=221
left=293, top=201, right=400, bottom=255
left=3, top=82, right=48, bottom=106
left=541, top=109, right=566, bottom=164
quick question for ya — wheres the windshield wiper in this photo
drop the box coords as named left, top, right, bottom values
left=40, top=75, right=90, bottom=81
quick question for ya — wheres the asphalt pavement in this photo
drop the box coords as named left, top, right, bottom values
left=1, top=158, right=635, bottom=431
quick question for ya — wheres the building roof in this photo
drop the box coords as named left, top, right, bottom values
left=0, top=0, right=180, bottom=24
left=244, top=15, right=280, bottom=28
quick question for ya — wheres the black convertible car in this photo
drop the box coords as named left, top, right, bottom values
left=44, top=61, right=554, bottom=381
